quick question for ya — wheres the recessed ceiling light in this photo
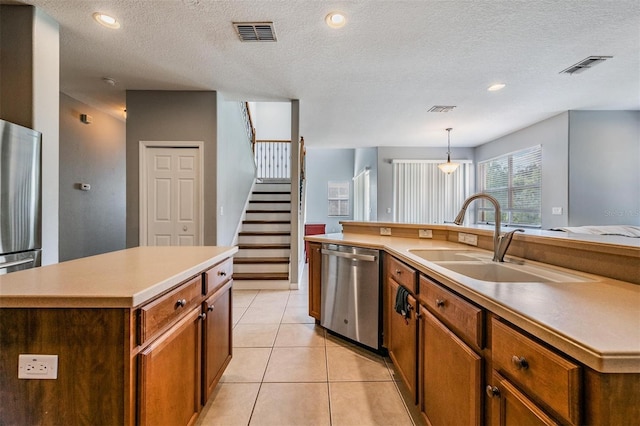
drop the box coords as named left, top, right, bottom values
left=488, top=83, right=506, bottom=92
left=93, top=12, right=120, bottom=29
left=325, top=12, right=346, bottom=28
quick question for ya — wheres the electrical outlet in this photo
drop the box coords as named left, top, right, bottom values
left=18, top=354, right=58, bottom=379
left=418, top=229, right=433, bottom=238
left=379, top=227, right=392, bottom=236
left=458, top=232, right=478, bottom=246
left=552, top=207, right=563, bottom=215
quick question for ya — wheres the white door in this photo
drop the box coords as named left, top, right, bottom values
left=145, top=147, right=200, bottom=246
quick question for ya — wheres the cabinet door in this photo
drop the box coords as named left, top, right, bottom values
left=420, top=306, right=482, bottom=426
left=138, top=307, right=203, bottom=426
left=388, top=278, right=418, bottom=402
left=202, top=281, right=233, bottom=402
left=487, top=371, right=559, bottom=426
left=308, top=242, right=322, bottom=320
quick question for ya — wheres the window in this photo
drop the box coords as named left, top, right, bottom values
left=477, top=145, right=542, bottom=227
left=392, top=160, right=472, bottom=224
left=328, top=181, right=350, bottom=216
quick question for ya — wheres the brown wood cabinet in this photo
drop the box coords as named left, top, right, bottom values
left=419, top=298, right=482, bottom=426
left=307, top=241, right=322, bottom=320
left=138, top=306, right=203, bottom=426
left=304, top=224, right=326, bottom=262
left=491, top=317, right=581, bottom=425
left=387, top=277, right=418, bottom=402
left=486, top=371, right=559, bottom=426
left=202, top=280, right=233, bottom=402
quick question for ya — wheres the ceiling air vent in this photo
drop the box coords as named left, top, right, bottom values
left=428, top=105, right=456, bottom=113
left=233, top=22, right=277, bottom=42
left=560, top=56, right=612, bottom=75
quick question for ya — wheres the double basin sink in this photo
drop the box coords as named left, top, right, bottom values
left=409, top=249, right=590, bottom=283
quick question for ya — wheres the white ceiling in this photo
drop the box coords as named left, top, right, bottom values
left=18, top=0, right=640, bottom=148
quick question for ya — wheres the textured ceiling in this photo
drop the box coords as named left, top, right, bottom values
left=17, top=0, right=640, bottom=148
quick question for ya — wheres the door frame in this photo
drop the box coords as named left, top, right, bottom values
left=139, top=140, right=205, bottom=246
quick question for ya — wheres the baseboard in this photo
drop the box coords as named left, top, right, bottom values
left=233, top=279, right=291, bottom=291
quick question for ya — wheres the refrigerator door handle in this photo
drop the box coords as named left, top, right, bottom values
left=0, top=258, right=35, bottom=270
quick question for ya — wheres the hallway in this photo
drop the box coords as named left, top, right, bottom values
left=196, top=269, right=420, bottom=426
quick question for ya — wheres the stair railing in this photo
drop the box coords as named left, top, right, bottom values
left=240, top=102, right=256, bottom=149
left=254, top=140, right=291, bottom=179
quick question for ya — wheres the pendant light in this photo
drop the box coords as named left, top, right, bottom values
left=438, top=127, right=460, bottom=174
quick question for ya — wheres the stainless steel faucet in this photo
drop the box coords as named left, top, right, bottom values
left=453, top=193, right=524, bottom=262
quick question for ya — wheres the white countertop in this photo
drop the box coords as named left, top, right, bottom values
left=307, top=233, right=640, bottom=373
left=0, top=246, right=238, bottom=308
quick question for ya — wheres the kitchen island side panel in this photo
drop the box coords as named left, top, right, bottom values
left=0, top=307, right=130, bottom=425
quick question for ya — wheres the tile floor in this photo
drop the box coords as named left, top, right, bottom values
left=196, top=270, right=422, bottom=426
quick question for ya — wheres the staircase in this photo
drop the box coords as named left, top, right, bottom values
left=233, top=181, right=291, bottom=289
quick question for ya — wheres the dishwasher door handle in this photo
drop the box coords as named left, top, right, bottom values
left=321, top=249, right=377, bottom=262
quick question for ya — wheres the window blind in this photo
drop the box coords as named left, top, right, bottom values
left=477, top=145, right=542, bottom=227
left=392, top=160, right=472, bottom=224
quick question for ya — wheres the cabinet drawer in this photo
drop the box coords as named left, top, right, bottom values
left=492, top=318, right=581, bottom=425
left=386, top=256, right=416, bottom=294
left=138, top=275, right=203, bottom=345
left=419, top=275, right=483, bottom=350
left=205, top=258, right=233, bottom=295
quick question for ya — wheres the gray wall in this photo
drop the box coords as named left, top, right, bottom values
left=568, top=110, right=640, bottom=226
left=217, top=96, right=257, bottom=245
left=305, top=148, right=355, bottom=233
left=354, top=147, right=379, bottom=221
left=125, top=91, right=218, bottom=247
left=376, top=146, right=475, bottom=222
left=475, top=112, right=569, bottom=229
left=0, top=5, right=33, bottom=127
left=59, top=93, right=126, bottom=261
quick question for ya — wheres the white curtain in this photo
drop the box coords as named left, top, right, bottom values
left=392, top=160, right=472, bottom=224
left=353, top=169, right=370, bottom=221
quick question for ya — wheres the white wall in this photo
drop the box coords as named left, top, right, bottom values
left=249, top=102, right=291, bottom=140
left=33, top=8, right=59, bottom=265
left=217, top=96, right=257, bottom=245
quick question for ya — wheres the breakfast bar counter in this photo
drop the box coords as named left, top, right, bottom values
left=306, top=228, right=640, bottom=373
left=0, top=246, right=237, bottom=308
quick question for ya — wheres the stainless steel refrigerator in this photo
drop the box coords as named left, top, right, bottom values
left=0, top=119, right=42, bottom=274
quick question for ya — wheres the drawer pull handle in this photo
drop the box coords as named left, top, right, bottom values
left=218, top=271, right=227, bottom=276
left=485, top=385, right=500, bottom=398
left=512, top=355, right=529, bottom=370
left=176, top=299, right=187, bottom=308
left=198, top=313, right=207, bottom=320
left=435, top=299, right=445, bottom=308
left=395, top=269, right=402, bottom=275
left=207, top=304, right=215, bottom=311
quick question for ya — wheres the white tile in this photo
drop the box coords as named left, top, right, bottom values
left=219, top=347, right=271, bottom=383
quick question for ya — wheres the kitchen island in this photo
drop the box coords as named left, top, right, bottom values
left=306, top=223, right=640, bottom=425
left=0, top=246, right=237, bottom=425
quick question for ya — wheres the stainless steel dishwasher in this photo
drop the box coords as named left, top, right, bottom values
left=320, top=243, right=381, bottom=351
